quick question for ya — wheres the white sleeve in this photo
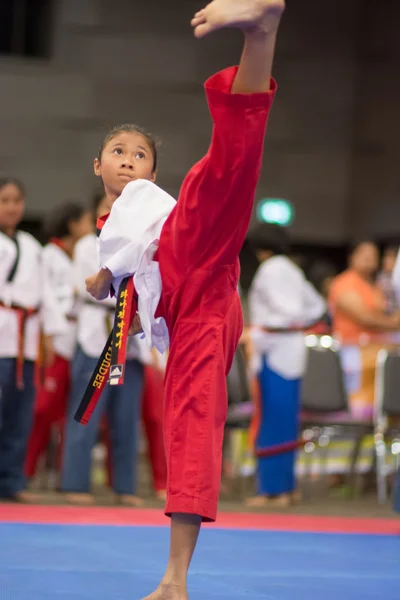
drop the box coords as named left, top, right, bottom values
left=99, top=179, right=175, bottom=278
left=40, top=249, right=69, bottom=336
left=249, top=261, right=325, bottom=326
left=392, top=250, right=400, bottom=303
left=74, top=237, right=115, bottom=307
left=303, top=280, right=326, bottom=323
left=249, top=265, right=300, bottom=327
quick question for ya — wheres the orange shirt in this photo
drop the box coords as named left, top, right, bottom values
left=329, top=269, right=386, bottom=345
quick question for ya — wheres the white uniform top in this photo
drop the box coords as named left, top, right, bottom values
left=41, top=243, right=77, bottom=360
left=99, top=179, right=176, bottom=354
left=0, top=230, right=61, bottom=360
left=248, top=255, right=326, bottom=379
left=74, top=233, right=151, bottom=364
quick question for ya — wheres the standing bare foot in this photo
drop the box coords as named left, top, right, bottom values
left=142, top=583, right=188, bottom=600
left=6, top=490, right=40, bottom=504
left=64, top=492, right=95, bottom=505
left=245, top=494, right=268, bottom=508
left=115, top=494, right=144, bottom=507
left=191, top=0, right=285, bottom=38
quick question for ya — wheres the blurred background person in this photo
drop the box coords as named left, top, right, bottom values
left=327, top=241, right=400, bottom=487
left=329, top=241, right=400, bottom=420
left=394, top=467, right=400, bottom=514
left=140, top=349, right=168, bottom=500
left=0, top=177, right=53, bottom=501
left=60, top=193, right=144, bottom=506
left=24, top=203, right=93, bottom=486
left=377, top=245, right=400, bottom=316
left=246, top=223, right=326, bottom=507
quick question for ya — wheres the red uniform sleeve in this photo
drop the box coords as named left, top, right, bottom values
left=170, top=66, right=277, bottom=269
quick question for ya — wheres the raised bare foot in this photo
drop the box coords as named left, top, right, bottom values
left=64, top=492, right=95, bottom=505
left=191, top=0, right=285, bottom=38
left=141, top=582, right=188, bottom=600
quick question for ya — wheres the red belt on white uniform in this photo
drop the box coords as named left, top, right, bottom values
left=0, top=301, right=40, bottom=389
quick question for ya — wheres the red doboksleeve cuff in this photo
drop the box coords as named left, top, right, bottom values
left=204, top=66, right=277, bottom=110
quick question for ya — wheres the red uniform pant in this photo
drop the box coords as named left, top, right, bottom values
left=24, top=354, right=70, bottom=478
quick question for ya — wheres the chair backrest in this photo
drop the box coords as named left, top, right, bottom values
left=375, top=349, right=400, bottom=419
left=301, top=343, right=348, bottom=413
left=226, top=343, right=251, bottom=407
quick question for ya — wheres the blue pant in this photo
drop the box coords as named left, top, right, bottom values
left=0, top=358, right=35, bottom=497
left=394, top=468, right=400, bottom=514
left=61, top=347, right=143, bottom=495
left=256, top=357, right=300, bottom=496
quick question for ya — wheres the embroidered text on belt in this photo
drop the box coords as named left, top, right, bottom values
left=0, top=301, right=40, bottom=389
left=74, top=277, right=137, bottom=425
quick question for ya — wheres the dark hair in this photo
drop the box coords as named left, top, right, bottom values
left=0, top=177, right=25, bottom=196
left=98, top=124, right=158, bottom=172
left=46, top=202, right=88, bottom=239
left=348, top=240, right=378, bottom=258
left=383, top=244, right=399, bottom=256
left=248, top=222, right=290, bottom=256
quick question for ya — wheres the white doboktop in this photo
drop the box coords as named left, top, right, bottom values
left=249, top=255, right=326, bottom=379
left=41, top=243, right=77, bottom=361
left=99, top=179, right=176, bottom=354
left=74, top=233, right=152, bottom=365
left=0, top=230, right=66, bottom=360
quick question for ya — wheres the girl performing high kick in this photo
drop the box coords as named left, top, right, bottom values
left=84, top=1, right=285, bottom=598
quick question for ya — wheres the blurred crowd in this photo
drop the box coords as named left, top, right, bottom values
left=0, top=176, right=399, bottom=512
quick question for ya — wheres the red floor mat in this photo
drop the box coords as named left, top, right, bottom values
left=0, top=504, right=399, bottom=534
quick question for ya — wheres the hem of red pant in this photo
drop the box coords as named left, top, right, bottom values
left=164, top=493, right=217, bottom=523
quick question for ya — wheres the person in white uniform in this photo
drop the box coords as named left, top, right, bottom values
left=61, top=193, right=148, bottom=505
left=247, top=223, right=326, bottom=507
left=0, top=177, right=62, bottom=501
left=24, top=203, right=93, bottom=482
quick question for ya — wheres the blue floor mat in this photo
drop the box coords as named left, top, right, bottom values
left=0, top=523, right=399, bottom=599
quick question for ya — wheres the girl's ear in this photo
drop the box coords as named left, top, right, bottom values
left=94, top=158, right=101, bottom=177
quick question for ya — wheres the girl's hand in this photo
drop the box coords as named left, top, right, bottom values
left=129, top=313, right=143, bottom=336
left=85, top=268, right=113, bottom=301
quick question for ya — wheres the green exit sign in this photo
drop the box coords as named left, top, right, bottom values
left=257, top=199, right=294, bottom=226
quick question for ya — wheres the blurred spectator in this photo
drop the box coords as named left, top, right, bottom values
left=0, top=177, right=54, bottom=502
left=329, top=242, right=400, bottom=348
left=377, top=245, right=399, bottom=315
left=245, top=223, right=325, bottom=507
left=394, top=468, right=400, bottom=514
left=328, top=241, right=400, bottom=483
left=60, top=193, right=145, bottom=506
left=140, top=350, right=168, bottom=499
left=390, top=246, right=400, bottom=309
left=24, top=203, right=93, bottom=483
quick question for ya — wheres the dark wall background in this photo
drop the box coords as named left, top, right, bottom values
left=1, top=0, right=399, bottom=254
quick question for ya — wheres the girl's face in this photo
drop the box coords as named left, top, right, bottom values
left=94, top=131, right=156, bottom=201
left=0, top=183, right=25, bottom=232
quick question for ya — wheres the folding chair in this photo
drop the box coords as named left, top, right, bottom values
left=374, top=348, right=400, bottom=504
left=226, top=343, right=253, bottom=429
left=300, top=336, right=373, bottom=489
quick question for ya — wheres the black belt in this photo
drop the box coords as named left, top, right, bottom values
left=74, top=277, right=138, bottom=425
